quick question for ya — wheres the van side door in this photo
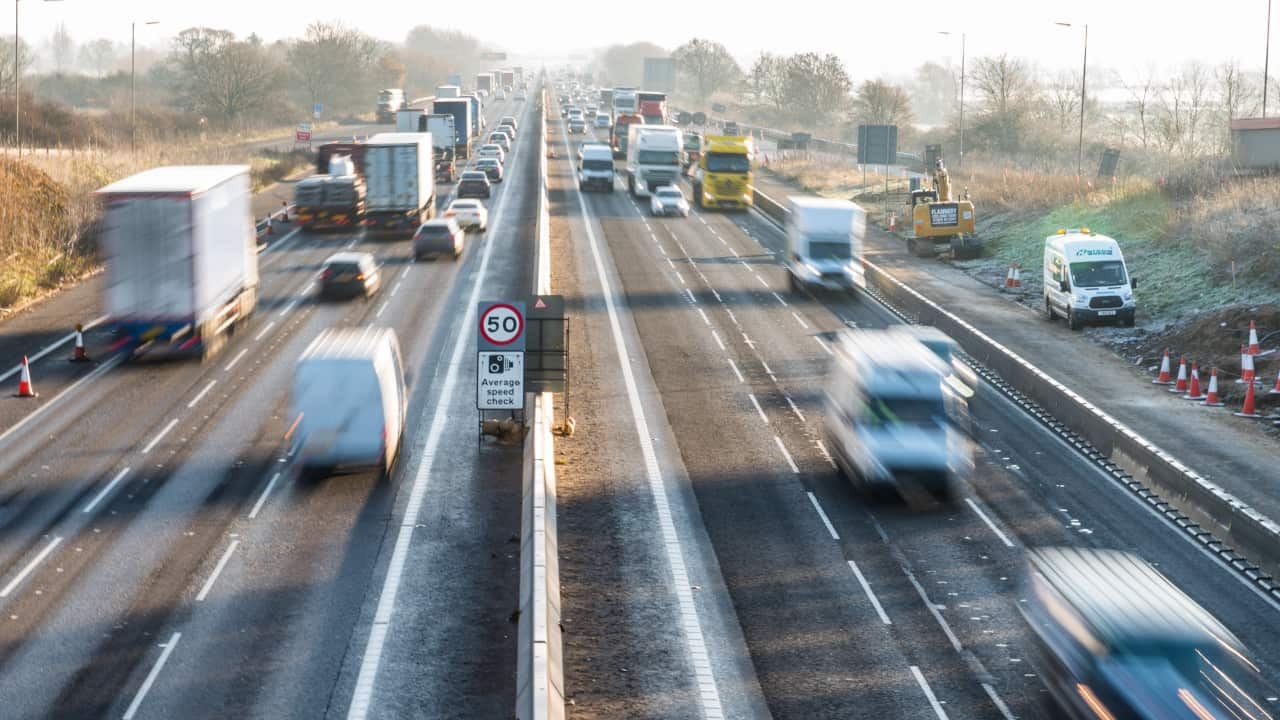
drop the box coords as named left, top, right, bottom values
left=1045, top=251, right=1068, bottom=312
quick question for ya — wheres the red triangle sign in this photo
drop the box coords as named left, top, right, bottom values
left=534, top=297, right=547, bottom=310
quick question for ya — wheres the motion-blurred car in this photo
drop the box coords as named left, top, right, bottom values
left=476, top=144, right=506, bottom=164
left=493, top=125, right=516, bottom=144
left=456, top=171, right=491, bottom=199
left=514, top=88, right=527, bottom=101
left=1022, top=546, right=1279, bottom=720
left=649, top=185, right=689, bottom=217
left=594, top=112, right=611, bottom=129
left=319, top=252, right=380, bottom=300
left=486, top=131, right=511, bottom=153
left=413, top=218, right=466, bottom=260
left=586, top=104, right=597, bottom=115
left=445, top=199, right=488, bottom=231
left=495, top=89, right=507, bottom=100
left=499, top=116, right=518, bottom=133
left=567, top=117, right=586, bottom=134
left=475, top=157, right=504, bottom=182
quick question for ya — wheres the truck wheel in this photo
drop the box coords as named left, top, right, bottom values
left=1067, top=309, right=1082, bottom=331
left=628, top=175, right=635, bottom=196
left=1123, top=311, right=1135, bottom=328
left=1043, top=297, right=1056, bottom=322
left=907, top=237, right=929, bottom=257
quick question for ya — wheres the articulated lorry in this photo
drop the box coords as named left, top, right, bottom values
left=626, top=124, right=683, bottom=197
left=638, top=91, right=667, bottom=124
left=432, top=97, right=475, bottom=159
left=500, top=69, right=515, bottom=90
left=362, top=133, right=437, bottom=237
left=692, top=135, right=753, bottom=210
left=295, top=150, right=367, bottom=231
left=612, top=113, right=642, bottom=159
left=98, top=165, right=258, bottom=360
left=476, top=72, right=495, bottom=95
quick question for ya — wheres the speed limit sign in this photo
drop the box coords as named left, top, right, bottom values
left=478, top=301, right=525, bottom=351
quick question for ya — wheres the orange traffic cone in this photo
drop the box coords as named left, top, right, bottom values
left=15, top=356, right=36, bottom=398
left=71, top=323, right=90, bottom=362
left=1234, top=380, right=1262, bottom=418
left=1004, top=264, right=1022, bottom=290
left=888, top=213, right=897, bottom=232
left=1169, top=355, right=1188, bottom=393
left=1202, top=368, right=1225, bottom=406
left=1247, top=320, right=1261, bottom=355
left=281, top=201, right=290, bottom=223
left=1184, top=362, right=1205, bottom=401
left=1270, top=365, right=1280, bottom=395
left=1153, top=349, right=1173, bottom=385
left=1237, top=345, right=1257, bottom=385
left=266, top=216, right=274, bottom=235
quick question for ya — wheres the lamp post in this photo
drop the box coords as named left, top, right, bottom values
left=1055, top=21, right=1088, bottom=175
left=1266, top=0, right=1273, bottom=117
left=938, top=31, right=965, bottom=168
left=13, top=0, right=62, bottom=156
left=131, top=20, right=159, bottom=153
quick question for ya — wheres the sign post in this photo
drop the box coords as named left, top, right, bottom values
left=477, top=301, right=526, bottom=439
left=313, top=103, right=323, bottom=120
left=295, top=122, right=312, bottom=149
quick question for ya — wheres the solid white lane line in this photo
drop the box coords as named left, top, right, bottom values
left=748, top=394, right=769, bottom=424
left=196, top=540, right=240, bottom=602
left=910, top=665, right=950, bottom=720
left=786, top=395, right=806, bottom=423
left=574, top=132, right=725, bottom=719
left=983, top=684, right=1018, bottom=720
left=771, top=292, right=788, bottom=307
left=399, top=265, right=411, bottom=282
left=712, top=331, right=726, bottom=351
left=248, top=472, right=282, bottom=520
left=791, top=311, right=809, bottom=329
left=348, top=108, right=520, bottom=720
left=187, top=380, right=217, bottom=409
left=965, top=498, right=1016, bottom=548
left=122, top=632, right=182, bottom=720
left=0, top=536, right=63, bottom=597
left=806, top=492, right=838, bottom=539
left=253, top=320, right=277, bottom=342
left=905, top=570, right=963, bottom=652
left=728, top=359, right=745, bottom=383
left=223, top=348, right=249, bottom=372
left=760, top=360, right=773, bottom=375
left=675, top=271, right=686, bottom=286
left=697, top=308, right=711, bottom=326
left=848, top=560, right=892, bottom=625
left=375, top=301, right=388, bottom=318
left=345, top=236, right=358, bottom=249
left=814, top=336, right=833, bottom=355
left=0, top=314, right=109, bottom=383
left=141, top=418, right=179, bottom=455
left=82, top=467, right=130, bottom=514
left=775, top=436, right=800, bottom=474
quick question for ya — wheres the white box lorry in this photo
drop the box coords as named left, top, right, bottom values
left=785, top=196, right=865, bottom=292
left=395, top=107, right=427, bottom=133
left=97, top=165, right=258, bottom=360
left=625, top=124, right=682, bottom=197
left=292, top=326, right=407, bottom=478
left=362, top=132, right=437, bottom=237
left=435, top=84, right=461, bottom=99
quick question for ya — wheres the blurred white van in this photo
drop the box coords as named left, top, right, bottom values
left=292, top=327, right=407, bottom=477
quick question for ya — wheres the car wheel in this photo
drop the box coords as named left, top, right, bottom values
left=1043, top=297, right=1055, bottom=322
left=1123, top=311, right=1135, bottom=328
left=1067, top=308, right=1082, bottom=331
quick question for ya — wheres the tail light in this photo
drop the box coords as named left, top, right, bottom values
left=445, top=210, right=456, bottom=217
left=320, top=268, right=333, bottom=280
left=355, top=273, right=366, bottom=281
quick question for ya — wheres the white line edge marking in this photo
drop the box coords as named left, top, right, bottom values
left=910, top=665, right=951, bottom=720
left=253, top=320, right=277, bottom=342
left=814, top=336, right=833, bottom=355
left=196, top=539, right=240, bottom=602
left=187, top=380, right=217, bottom=409
left=141, top=418, right=179, bottom=455
left=964, top=498, right=1016, bottom=548
left=712, top=331, right=726, bottom=351
left=122, top=632, right=182, bottom=720
left=748, top=394, right=769, bottom=424
left=775, top=436, right=801, bottom=474
left=347, top=101, right=522, bottom=720
left=727, top=358, right=745, bottom=383
left=248, top=472, right=282, bottom=520
left=0, top=536, right=63, bottom=597
left=375, top=301, right=388, bottom=318
left=785, top=395, right=805, bottom=422
left=82, top=467, right=130, bottom=514
left=696, top=308, right=711, bottom=326
left=983, top=683, right=1017, bottom=720
left=806, top=491, right=838, bottom=538
left=0, top=356, right=120, bottom=448
left=905, top=570, right=963, bottom=652
left=771, top=291, right=788, bottom=307
left=791, top=311, right=809, bottom=329
left=848, top=560, right=892, bottom=625
left=570, top=124, right=725, bottom=718
left=0, top=315, right=109, bottom=383
left=223, top=348, right=249, bottom=372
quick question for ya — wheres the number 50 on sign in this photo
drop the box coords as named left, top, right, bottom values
left=477, top=301, right=525, bottom=351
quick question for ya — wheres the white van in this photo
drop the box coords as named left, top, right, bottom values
left=292, top=327, right=407, bottom=477
left=785, top=196, right=865, bottom=292
left=824, top=329, right=973, bottom=502
left=1043, top=228, right=1136, bottom=329
left=578, top=143, right=615, bottom=192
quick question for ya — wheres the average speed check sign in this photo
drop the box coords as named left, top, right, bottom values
left=478, top=301, right=525, bottom=351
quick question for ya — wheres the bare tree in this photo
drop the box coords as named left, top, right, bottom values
left=1215, top=60, right=1257, bottom=152
left=851, top=79, right=914, bottom=126
left=1121, top=65, right=1159, bottom=149
left=78, top=38, right=117, bottom=78
left=168, top=28, right=280, bottom=124
left=782, top=52, right=851, bottom=126
left=1156, top=61, right=1211, bottom=157
left=0, top=37, right=33, bottom=90
left=969, top=53, right=1039, bottom=154
left=49, top=22, right=74, bottom=75
left=671, top=38, right=741, bottom=107
left=288, top=21, right=386, bottom=115
left=746, top=52, right=787, bottom=113
left=1043, top=70, right=1080, bottom=135
left=909, top=61, right=956, bottom=125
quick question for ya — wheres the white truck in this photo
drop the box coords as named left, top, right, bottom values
left=97, top=165, right=258, bottom=360
left=612, top=87, right=637, bottom=119
left=362, top=133, right=437, bottom=237
left=396, top=107, right=426, bottom=133
left=625, top=124, right=682, bottom=197
left=824, top=329, right=973, bottom=503
left=785, top=196, right=865, bottom=292
left=435, top=84, right=461, bottom=99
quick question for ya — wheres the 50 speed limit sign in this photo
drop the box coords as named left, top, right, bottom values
left=477, top=301, right=525, bottom=351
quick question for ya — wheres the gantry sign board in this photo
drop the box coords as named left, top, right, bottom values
left=477, top=301, right=525, bottom=410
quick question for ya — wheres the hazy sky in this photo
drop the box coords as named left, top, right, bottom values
left=12, top=0, right=1274, bottom=81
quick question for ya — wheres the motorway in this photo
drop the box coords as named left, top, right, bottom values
left=548, top=102, right=1280, bottom=718
left=0, top=94, right=535, bottom=718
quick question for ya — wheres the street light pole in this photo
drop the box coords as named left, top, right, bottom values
left=130, top=20, right=158, bottom=153
left=938, top=31, right=966, bottom=168
left=1056, top=21, right=1088, bottom=175
left=1266, top=0, right=1273, bottom=117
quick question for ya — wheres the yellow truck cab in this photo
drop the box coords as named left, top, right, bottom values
left=693, top=135, right=753, bottom=210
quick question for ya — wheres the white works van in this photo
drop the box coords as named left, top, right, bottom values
left=292, top=327, right=407, bottom=478
left=1042, top=228, right=1137, bottom=329
left=578, top=143, right=615, bottom=192
left=785, top=196, right=865, bottom=292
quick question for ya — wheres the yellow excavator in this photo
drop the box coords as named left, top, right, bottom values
left=908, top=159, right=980, bottom=259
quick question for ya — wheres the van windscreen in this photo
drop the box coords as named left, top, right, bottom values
left=1069, top=260, right=1127, bottom=287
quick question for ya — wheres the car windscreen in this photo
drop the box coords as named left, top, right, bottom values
left=858, top=395, right=946, bottom=428
left=706, top=152, right=750, bottom=173
left=582, top=159, right=613, bottom=171
left=1069, top=260, right=1127, bottom=287
left=638, top=151, right=681, bottom=165
left=656, top=190, right=682, bottom=200
left=418, top=225, right=452, bottom=238
left=809, top=238, right=851, bottom=260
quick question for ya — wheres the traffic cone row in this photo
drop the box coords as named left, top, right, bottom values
left=1003, top=264, right=1022, bottom=290
left=11, top=322, right=101, bottom=398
